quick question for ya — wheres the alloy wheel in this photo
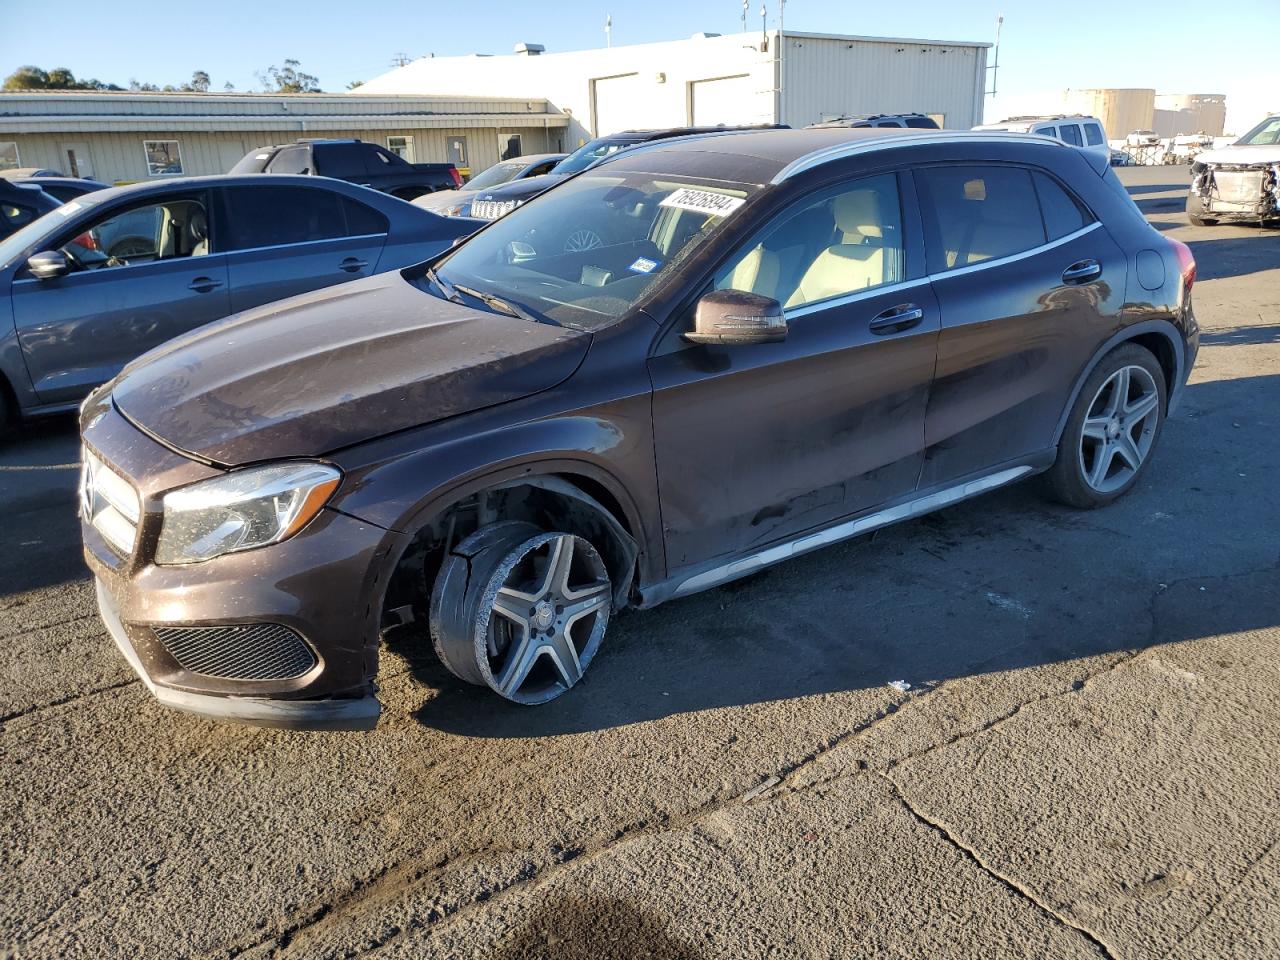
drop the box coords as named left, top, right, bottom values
left=474, top=532, right=611, bottom=704
left=563, top=229, right=604, bottom=253
left=1077, top=364, right=1161, bottom=493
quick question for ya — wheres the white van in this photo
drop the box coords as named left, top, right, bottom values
left=973, top=115, right=1110, bottom=163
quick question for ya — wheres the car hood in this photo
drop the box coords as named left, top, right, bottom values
left=413, top=189, right=476, bottom=213
left=1198, top=145, right=1280, bottom=166
left=111, top=271, right=590, bottom=466
left=473, top=172, right=567, bottom=203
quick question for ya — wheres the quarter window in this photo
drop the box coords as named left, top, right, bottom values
left=1032, top=172, right=1092, bottom=240
left=143, top=140, right=184, bottom=177
left=915, top=165, right=1046, bottom=272
left=2, top=201, right=39, bottom=232
left=716, top=173, right=904, bottom=310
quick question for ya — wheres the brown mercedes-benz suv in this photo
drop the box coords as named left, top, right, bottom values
left=80, top=128, right=1198, bottom=730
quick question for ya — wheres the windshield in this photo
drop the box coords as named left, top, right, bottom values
left=0, top=198, right=87, bottom=270
left=1237, top=116, right=1280, bottom=146
left=464, top=161, right=528, bottom=191
left=430, top=170, right=759, bottom=331
left=551, top=139, right=635, bottom=176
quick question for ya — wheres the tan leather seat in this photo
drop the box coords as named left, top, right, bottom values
left=786, top=190, right=887, bottom=308
left=723, top=243, right=781, bottom=297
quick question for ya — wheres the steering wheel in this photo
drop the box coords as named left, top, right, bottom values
left=107, top=236, right=154, bottom=262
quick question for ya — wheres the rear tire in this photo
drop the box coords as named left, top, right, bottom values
left=1042, top=344, right=1167, bottom=509
left=1186, top=193, right=1217, bottom=227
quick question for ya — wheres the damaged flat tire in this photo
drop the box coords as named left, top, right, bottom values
left=430, top=522, right=612, bottom=704
left=1186, top=193, right=1217, bottom=227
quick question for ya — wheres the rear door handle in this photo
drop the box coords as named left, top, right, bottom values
left=869, top=303, right=925, bottom=335
left=339, top=257, right=369, bottom=273
left=187, top=276, right=222, bottom=293
left=1062, top=259, right=1102, bottom=284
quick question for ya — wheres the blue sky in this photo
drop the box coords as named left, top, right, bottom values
left=2, top=0, right=1276, bottom=130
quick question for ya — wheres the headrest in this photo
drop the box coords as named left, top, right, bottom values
left=187, top=206, right=208, bottom=242
left=833, top=190, right=883, bottom=239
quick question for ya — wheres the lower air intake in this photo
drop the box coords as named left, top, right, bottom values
left=153, top=623, right=317, bottom=681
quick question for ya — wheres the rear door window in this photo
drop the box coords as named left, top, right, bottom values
left=266, top=145, right=312, bottom=175
left=915, top=165, right=1047, bottom=273
left=1084, top=123, right=1105, bottom=146
left=315, top=143, right=368, bottom=179
left=221, top=185, right=348, bottom=250
left=1032, top=172, right=1092, bottom=240
left=1060, top=124, right=1083, bottom=147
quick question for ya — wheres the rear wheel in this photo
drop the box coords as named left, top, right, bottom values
left=1043, top=344, right=1167, bottom=509
left=1186, top=193, right=1217, bottom=227
left=430, top=522, right=612, bottom=704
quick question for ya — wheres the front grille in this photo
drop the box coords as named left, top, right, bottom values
left=81, top=449, right=139, bottom=556
left=470, top=198, right=522, bottom=221
left=153, top=623, right=318, bottom=681
left=1213, top=170, right=1265, bottom=204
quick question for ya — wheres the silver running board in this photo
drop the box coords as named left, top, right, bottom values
left=673, top=466, right=1034, bottom=598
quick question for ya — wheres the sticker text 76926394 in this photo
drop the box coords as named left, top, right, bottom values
left=658, top=188, right=745, bottom=217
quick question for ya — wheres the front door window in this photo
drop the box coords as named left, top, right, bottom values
left=60, top=199, right=209, bottom=270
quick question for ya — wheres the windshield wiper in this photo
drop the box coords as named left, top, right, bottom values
left=424, top=265, right=460, bottom=303
left=453, top=283, right=546, bottom=325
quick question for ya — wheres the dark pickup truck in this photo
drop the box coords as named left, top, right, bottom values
left=229, top=139, right=462, bottom=200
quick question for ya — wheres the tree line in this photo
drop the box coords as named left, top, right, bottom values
left=2, top=61, right=322, bottom=94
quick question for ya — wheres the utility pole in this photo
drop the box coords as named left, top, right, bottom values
left=779, top=0, right=785, bottom=33
left=760, top=2, right=767, bottom=41
left=741, top=0, right=748, bottom=33
left=389, top=53, right=410, bottom=68
left=985, top=15, right=1003, bottom=97
left=605, top=13, right=612, bottom=48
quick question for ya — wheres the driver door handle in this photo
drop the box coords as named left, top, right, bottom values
left=869, top=304, right=924, bottom=335
left=188, top=276, right=222, bottom=293
left=340, top=257, right=369, bottom=273
left=1062, top=259, right=1102, bottom=284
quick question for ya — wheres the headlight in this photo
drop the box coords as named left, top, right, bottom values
left=155, top=462, right=341, bottom=565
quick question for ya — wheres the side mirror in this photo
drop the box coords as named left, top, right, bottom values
left=27, top=250, right=69, bottom=280
left=684, top=289, right=786, bottom=346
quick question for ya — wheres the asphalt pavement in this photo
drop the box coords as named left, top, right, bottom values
left=2, top=165, right=1278, bottom=959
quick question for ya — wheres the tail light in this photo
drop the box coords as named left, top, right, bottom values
left=72, top=230, right=98, bottom=251
left=1170, top=238, right=1195, bottom=288
left=449, top=167, right=463, bottom=189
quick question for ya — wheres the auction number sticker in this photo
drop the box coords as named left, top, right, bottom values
left=659, top=188, right=745, bottom=217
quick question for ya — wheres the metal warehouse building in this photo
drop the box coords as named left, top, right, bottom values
left=0, top=92, right=570, bottom=184
left=356, top=30, right=991, bottom=143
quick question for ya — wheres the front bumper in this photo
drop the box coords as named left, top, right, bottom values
left=82, top=399, right=404, bottom=731
left=97, top=580, right=380, bottom=731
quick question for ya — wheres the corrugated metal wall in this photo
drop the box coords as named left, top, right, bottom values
left=782, top=35, right=987, bottom=129
left=2, top=125, right=560, bottom=184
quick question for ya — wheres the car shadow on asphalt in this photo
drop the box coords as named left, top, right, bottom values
left=0, top=415, right=86, bottom=596
left=1124, top=183, right=1190, bottom=196
left=405, top=373, right=1280, bottom=740
left=1199, top=323, right=1280, bottom=346
left=1186, top=233, right=1280, bottom=280
left=472, top=895, right=709, bottom=960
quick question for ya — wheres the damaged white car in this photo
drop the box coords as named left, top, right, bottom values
left=1187, top=115, right=1280, bottom=226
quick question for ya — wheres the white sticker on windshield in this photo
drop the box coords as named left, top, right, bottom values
left=628, top=257, right=658, bottom=274
left=255, top=153, right=271, bottom=160
left=658, top=188, right=745, bottom=217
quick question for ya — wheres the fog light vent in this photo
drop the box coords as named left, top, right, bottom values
left=153, top=623, right=317, bottom=681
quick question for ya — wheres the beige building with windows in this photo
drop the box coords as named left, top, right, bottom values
left=0, top=91, right=570, bottom=184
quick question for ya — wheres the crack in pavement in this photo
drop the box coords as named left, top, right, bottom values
left=1159, top=834, right=1280, bottom=960
left=884, top=773, right=1119, bottom=960
left=0, top=678, right=139, bottom=727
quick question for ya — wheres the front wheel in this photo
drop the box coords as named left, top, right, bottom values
left=430, top=522, right=612, bottom=704
left=1042, top=344, right=1167, bottom=509
left=1186, top=193, right=1217, bottom=227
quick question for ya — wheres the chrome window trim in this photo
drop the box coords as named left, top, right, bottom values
left=221, top=232, right=387, bottom=257
left=925, top=221, right=1101, bottom=282
left=11, top=232, right=388, bottom=284
left=784, top=277, right=927, bottom=320
left=771, top=132, right=1065, bottom=184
